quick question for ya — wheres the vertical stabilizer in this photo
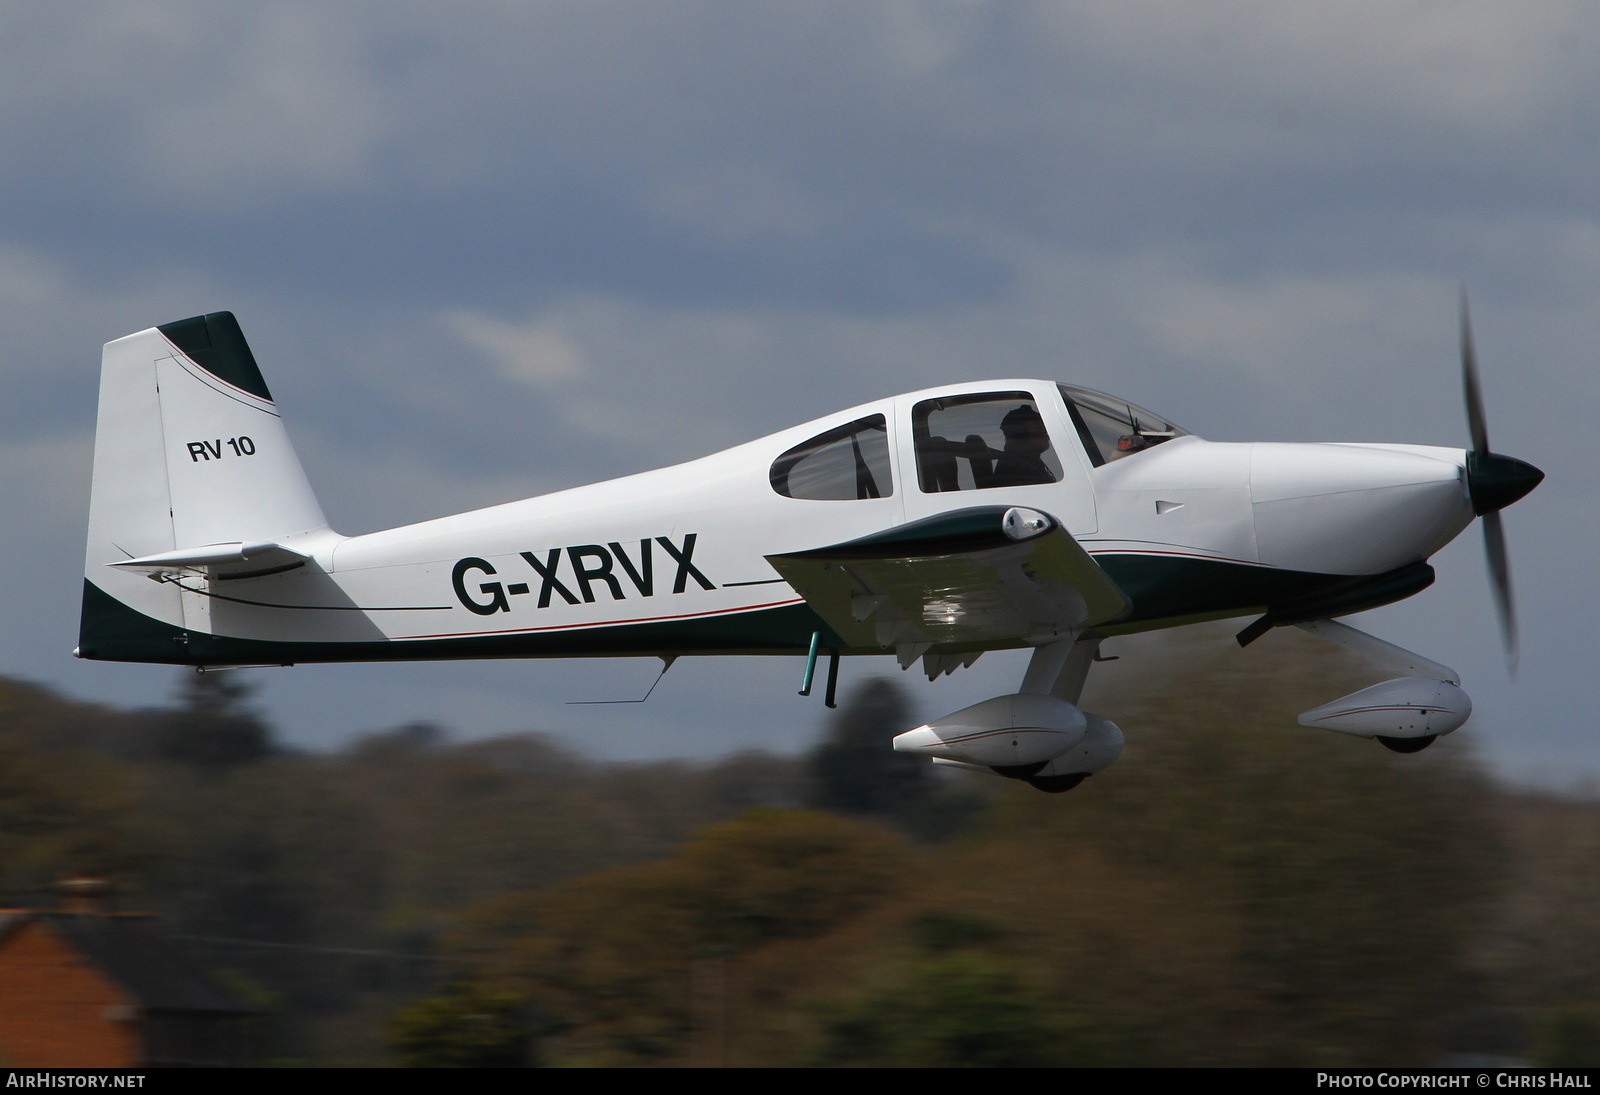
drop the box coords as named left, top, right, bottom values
left=80, top=312, right=331, bottom=659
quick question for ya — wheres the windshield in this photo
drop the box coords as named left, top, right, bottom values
left=1058, top=384, right=1188, bottom=467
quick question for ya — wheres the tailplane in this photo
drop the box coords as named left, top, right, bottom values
left=80, top=312, right=332, bottom=661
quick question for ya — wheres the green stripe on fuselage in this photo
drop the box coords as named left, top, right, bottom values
left=77, top=580, right=842, bottom=666
left=77, top=552, right=1430, bottom=666
left=1097, top=553, right=1325, bottom=624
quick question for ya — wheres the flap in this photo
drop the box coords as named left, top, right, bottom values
left=766, top=506, right=1129, bottom=651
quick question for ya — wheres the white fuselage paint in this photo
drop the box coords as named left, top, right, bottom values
left=87, top=373, right=1478, bottom=649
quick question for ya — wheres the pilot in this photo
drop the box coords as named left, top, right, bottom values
left=988, top=404, right=1055, bottom=487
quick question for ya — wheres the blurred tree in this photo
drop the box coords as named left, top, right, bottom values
left=1487, top=793, right=1600, bottom=1066
left=1533, top=1005, right=1600, bottom=1067
left=425, top=809, right=910, bottom=1066
left=812, top=949, right=1064, bottom=1067
left=693, top=631, right=1517, bottom=1066
left=808, top=678, right=927, bottom=817
left=10, top=629, right=1596, bottom=1069
left=392, top=983, right=534, bottom=1067
left=0, top=730, right=153, bottom=901
left=700, top=750, right=806, bottom=813
left=163, top=759, right=387, bottom=949
left=968, top=627, right=1510, bottom=1066
left=346, top=721, right=445, bottom=763
left=812, top=909, right=1069, bottom=1067
left=144, top=670, right=274, bottom=771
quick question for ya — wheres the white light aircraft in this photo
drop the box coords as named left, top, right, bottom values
left=78, top=304, right=1542, bottom=792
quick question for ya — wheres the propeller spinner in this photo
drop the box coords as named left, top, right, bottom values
left=1459, top=291, right=1544, bottom=672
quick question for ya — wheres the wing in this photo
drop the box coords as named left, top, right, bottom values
left=767, top=506, right=1129, bottom=671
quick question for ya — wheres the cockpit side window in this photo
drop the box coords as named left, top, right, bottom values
left=770, top=414, right=894, bottom=500
left=912, top=392, right=1063, bottom=493
left=1058, top=384, right=1187, bottom=467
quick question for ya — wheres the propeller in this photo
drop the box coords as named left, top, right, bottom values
left=1459, top=290, right=1544, bottom=673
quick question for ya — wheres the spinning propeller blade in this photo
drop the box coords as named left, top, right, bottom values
left=1461, top=291, right=1490, bottom=455
left=1481, top=509, right=1516, bottom=672
left=1459, top=290, right=1542, bottom=674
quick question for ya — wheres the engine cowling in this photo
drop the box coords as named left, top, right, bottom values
left=892, top=693, right=1087, bottom=769
left=1297, top=677, right=1472, bottom=739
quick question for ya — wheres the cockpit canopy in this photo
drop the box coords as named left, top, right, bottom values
left=1058, top=384, right=1188, bottom=466
left=767, top=382, right=1191, bottom=503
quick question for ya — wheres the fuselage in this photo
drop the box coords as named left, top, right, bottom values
left=82, top=377, right=1478, bottom=666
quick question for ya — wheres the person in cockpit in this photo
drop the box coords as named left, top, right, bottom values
left=985, top=404, right=1055, bottom=487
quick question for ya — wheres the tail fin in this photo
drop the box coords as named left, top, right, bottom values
left=80, top=312, right=330, bottom=661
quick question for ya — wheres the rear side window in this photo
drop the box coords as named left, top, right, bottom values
left=912, top=392, right=1063, bottom=493
left=770, top=414, right=893, bottom=500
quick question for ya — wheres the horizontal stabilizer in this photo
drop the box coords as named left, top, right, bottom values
left=110, top=541, right=308, bottom=577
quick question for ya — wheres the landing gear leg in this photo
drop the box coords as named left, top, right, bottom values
left=1017, top=635, right=1106, bottom=792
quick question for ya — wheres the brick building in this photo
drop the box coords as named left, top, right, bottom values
left=0, top=903, right=254, bottom=1067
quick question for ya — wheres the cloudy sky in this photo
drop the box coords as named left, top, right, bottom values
left=2, top=1, right=1593, bottom=786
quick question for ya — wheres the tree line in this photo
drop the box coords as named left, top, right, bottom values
left=0, top=632, right=1596, bottom=1065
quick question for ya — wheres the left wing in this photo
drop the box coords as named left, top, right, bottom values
left=766, top=506, right=1129, bottom=672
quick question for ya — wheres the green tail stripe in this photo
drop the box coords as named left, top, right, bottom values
left=157, top=312, right=273, bottom=402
